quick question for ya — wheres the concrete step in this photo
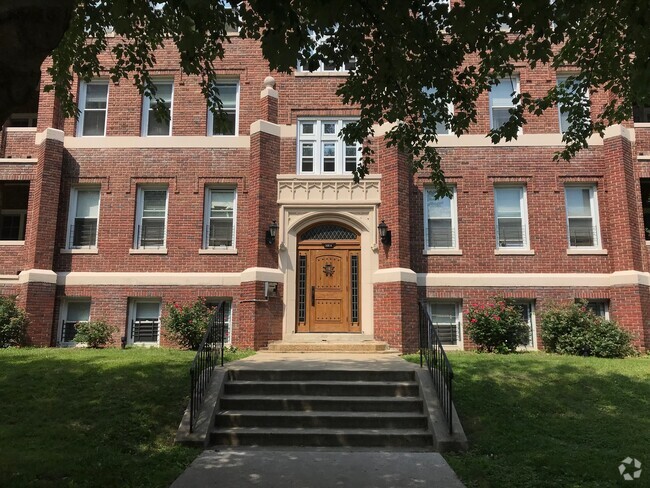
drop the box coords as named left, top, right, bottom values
left=218, top=395, right=424, bottom=413
left=228, top=369, right=415, bottom=382
left=210, top=427, right=434, bottom=448
left=215, top=411, right=429, bottom=429
left=223, top=380, right=420, bottom=397
left=267, top=341, right=390, bottom=353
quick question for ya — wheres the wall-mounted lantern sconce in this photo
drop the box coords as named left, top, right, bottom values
left=378, top=220, right=391, bottom=246
left=266, top=220, right=279, bottom=245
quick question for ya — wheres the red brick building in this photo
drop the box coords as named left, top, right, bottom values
left=1, top=35, right=649, bottom=352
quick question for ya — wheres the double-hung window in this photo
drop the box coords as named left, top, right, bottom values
left=423, top=87, right=454, bottom=135
left=424, top=187, right=458, bottom=250
left=135, top=187, right=168, bottom=249
left=297, top=119, right=360, bottom=175
left=557, top=74, right=590, bottom=134
left=129, top=300, right=161, bottom=345
left=514, top=301, right=536, bottom=348
left=565, top=185, right=600, bottom=248
left=427, top=302, right=462, bottom=347
left=208, top=81, right=239, bottom=135
left=494, top=186, right=528, bottom=249
left=203, top=188, right=236, bottom=249
left=78, top=81, right=109, bottom=136
left=206, top=299, right=233, bottom=344
left=67, top=187, right=100, bottom=249
left=489, top=76, right=520, bottom=131
left=142, top=81, right=173, bottom=136
left=59, top=299, right=91, bottom=345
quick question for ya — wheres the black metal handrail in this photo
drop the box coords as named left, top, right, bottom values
left=419, top=301, right=455, bottom=435
left=189, top=302, right=226, bottom=433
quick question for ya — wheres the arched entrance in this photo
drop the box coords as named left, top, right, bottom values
left=296, top=223, right=361, bottom=333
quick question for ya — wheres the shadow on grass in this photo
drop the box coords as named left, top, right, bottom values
left=439, top=353, right=650, bottom=488
left=0, top=348, right=202, bottom=488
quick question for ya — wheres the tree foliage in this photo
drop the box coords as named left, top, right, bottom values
left=5, top=1, right=649, bottom=193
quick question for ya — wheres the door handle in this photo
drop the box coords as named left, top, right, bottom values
left=311, top=286, right=315, bottom=306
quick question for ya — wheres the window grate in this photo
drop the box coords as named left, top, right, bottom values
left=351, top=255, right=359, bottom=323
left=298, top=255, right=307, bottom=323
left=300, top=224, right=357, bottom=241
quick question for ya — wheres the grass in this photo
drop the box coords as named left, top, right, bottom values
left=0, top=347, right=254, bottom=488
left=404, top=352, right=650, bottom=488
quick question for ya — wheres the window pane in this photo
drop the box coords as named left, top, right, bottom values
left=427, top=192, right=452, bottom=218
left=85, top=84, right=108, bottom=109
left=345, top=145, right=357, bottom=172
left=492, top=108, right=511, bottom=130
left=153, top=83, right=173, bottom=103
left=568, top=218, right=595, bottom=246
left=428, top=219, right=453, bottom=248
left=323, top=142, right=336, bottom=172
left=498, top=219, right=523, bottom=247
left=210, top=191, right=234, bottom=217
left=216, top=84, right=237, bottom=109
left=301, top=123, right=314, bottom=135
left=75, top=190, right=99, bottom=218
left=147, top=114, right=171, bottom=136
left=491, top=80, right=517, bottom=106
left=212, top=111, right=236, bottom=135
left=141, top=219, right=165, bottom=246
left=143, top=191, right=167, bottom=217
left=323, top=122, right=336, bottom=135
left=301, top=143, right=314, bottom=172
left=209, top=220, right=233, bottom=246
left=429, top=303, right=458, bottom=345
left=495, top=187, right=522, bottom=218
left=136, top=302, right=159, bottom=319
left=82, top=110, right=106, bottom=136
left=67, top=301, right=91, bottom=322
left=566, top=188, right=592, bottom=217
left=73, top=218, right=97, bottom=247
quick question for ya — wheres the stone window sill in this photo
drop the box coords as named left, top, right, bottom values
left=0, top=240, right=25, bottom=246
left=60, top=248, right=98, bottom=254
left=198, top=248, right=238, bottom=255
left=423, top=249, right=463, bottom=255
left=294, top=71, right=349, bottom=77
left=494, top=249, right=535, bottom=255
left=566, top=248, right=608, bottom=255
left=129, top=248, right=168, bottom=255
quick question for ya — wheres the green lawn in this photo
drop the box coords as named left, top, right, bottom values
left=405, top=352, right=650, bottom=488
left=0, top=347, right=253, bottom=488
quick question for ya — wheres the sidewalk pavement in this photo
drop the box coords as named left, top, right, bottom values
left=170, top=449, right=466, bottom=488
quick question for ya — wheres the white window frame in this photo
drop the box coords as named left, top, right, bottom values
left=296, top=118, right=361, bottom=175
left=515, top=300, right=537, bottom=349
left=494, top=185, right=529, bottom=250
left=489, top=76, right=522, bottom=133
left=134, top=186, right=169, bottom=249
left=127, top=299, right=161, bottom=346
left=564, top=185, right=601, bottom=249
left=427, top=301, right=463, bottom=349
left=424, top=186, right=459, bottom=251
left=296, top=32, right=356, bottom=73
left=141, top=80, right=174, bottom=137
left=557, top=73, right=590, bottom=134
left=58, top=298, right=91, bottom=346
left=66, top=187, right=101, bottom=249
left=203, top=187, right=237, bottom=250
left=207, top=80, right=240, bottom=136
left=77, top=80, right=109, bottom=137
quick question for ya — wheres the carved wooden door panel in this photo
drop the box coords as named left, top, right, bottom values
left=308, top=250, right=350, bottom=332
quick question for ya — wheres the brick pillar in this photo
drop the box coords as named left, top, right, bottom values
left=603, top=131, right=644, bottom=271
left=236, top=78, right=283, bottom=349
left=373, top=280, right=419, bottom=352
left=19, top=128, right=64, bottom=345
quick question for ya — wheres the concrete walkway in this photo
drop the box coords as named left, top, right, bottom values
left=171, top=449, right=466, bottom=488
left=172, top=352, right=467, bottom=487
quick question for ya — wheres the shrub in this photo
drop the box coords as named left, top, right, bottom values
left=465, top=297, right=531, bottom=353
left=162, top=299, right=213, bottom=350
left=74, top=320, right=117, bottom=348
left=0, top=295, right=28, bottom=347
left=540, top=301, right=635, bottom=358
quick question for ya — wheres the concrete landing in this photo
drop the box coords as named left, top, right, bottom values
left=170, top=449, right=466, bottom=488
left=267, top=335, right=393, bottom=353
left=226, top=352, right=415, bottom=370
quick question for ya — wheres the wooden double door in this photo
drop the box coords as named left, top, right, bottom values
left=296, top=241, right=361, bottom=333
